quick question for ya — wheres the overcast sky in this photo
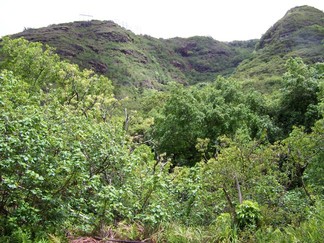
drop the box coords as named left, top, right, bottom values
left=1, top=0, right=323, bottom=41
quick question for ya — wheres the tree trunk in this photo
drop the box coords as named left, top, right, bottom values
left=234, top=174, right=243, bottom=204
left=222, top=184, right=236, bottom=219
left=124, top=108, right=129, bottom=131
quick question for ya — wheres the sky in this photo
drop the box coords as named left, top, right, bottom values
left=1, top=0, right=324, bottom=42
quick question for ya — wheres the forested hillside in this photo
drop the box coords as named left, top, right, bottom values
left=0, top=5, right=324, bottom=243
left=10, top=6, right=324, bottom=97
left=11, top=18, right=256, bottom=93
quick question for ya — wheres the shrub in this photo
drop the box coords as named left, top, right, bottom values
left=236, top=200, right=262, bottom=229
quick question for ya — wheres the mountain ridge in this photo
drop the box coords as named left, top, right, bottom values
left=9, top=19, right=256, bottom=91
left=7, top=5, right=324, bottom=94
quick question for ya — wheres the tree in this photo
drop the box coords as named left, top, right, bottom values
left=152, top=83, right=205, bottom=166
left=277, top=58, right=322, bottom=136
left=152, top=78, right=275, bottom=166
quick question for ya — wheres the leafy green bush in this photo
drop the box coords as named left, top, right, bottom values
left=236, top=200, right=262, bottom=229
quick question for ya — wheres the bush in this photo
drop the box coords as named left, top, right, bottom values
left=236, top=200, right=262, bottom=229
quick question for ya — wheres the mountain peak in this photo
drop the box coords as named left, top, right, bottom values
left=286, top=5, right=322, bottom=14
left=233, top=5, right=324, bottom=87
left=258, top=5, right=324, bottom=50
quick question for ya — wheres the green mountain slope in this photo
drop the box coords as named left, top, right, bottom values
left=167, top=37, right=257, bottom=84
left=10, top=20, right=256, bottom=90
left=234, top=5, right=324, bottom=90
left=7, top=5, right=324, bottom=94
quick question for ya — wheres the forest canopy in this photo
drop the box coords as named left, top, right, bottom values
left=0, top=37, right=323, bottom=242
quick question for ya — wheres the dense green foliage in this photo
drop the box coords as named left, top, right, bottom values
left=0, top=28, right=323, bottom=242
left=151, top=79, right=276, bottom=166
left=276, top=58, right=323, bottom=134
